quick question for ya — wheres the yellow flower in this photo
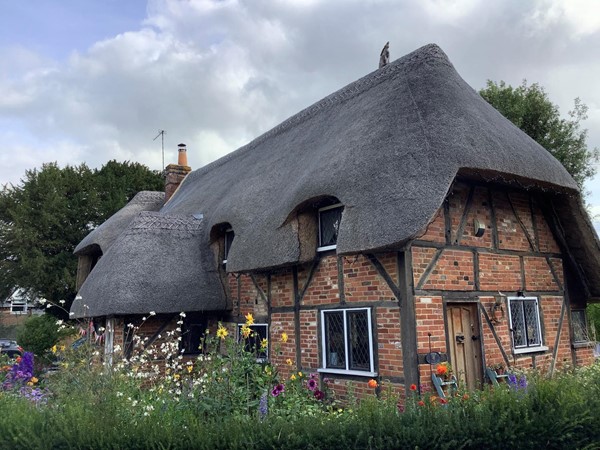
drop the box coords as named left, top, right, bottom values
left=187, top=366, right=193, bottom=373
left=59, top=345, right=65, bottom=351
left=260, top=338, right=268, bottom=349
left=51, top=345, right=57, bottom=354
left=240, top=324, right=251, bottom=339
left=264, top=366, right=272, bottom=375
left=298, top=371, right=303, bottom=378
left=291, top=374, right=296, bottom=381
left=245, top=313, right=254, bottom=325
left=286, top=359, right=293, bottom=366
left=30, top=377, right=38, bottom=384
left=216, top=323, right=228, bottom=339
left=281, top=332, right=288, bottom=343
left=173, top=374, right=180, bottom=380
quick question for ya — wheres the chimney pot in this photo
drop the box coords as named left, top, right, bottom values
left=177, top=143, right=188, bottom=166
left=164, top=143, right=191, bottom=203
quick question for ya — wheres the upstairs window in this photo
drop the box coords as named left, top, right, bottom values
left=508, top=297, right=547, bottom=354
left=318, top=204, right=343, bottom=252
left=223, top=229, right=234, bottom=264
left=319, top=307, right=376, bottom=376
left=10, top=300, right=27, bottom=314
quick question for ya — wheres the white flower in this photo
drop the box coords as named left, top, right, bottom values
left=98, top=327, right=105, bottom=332
left=127, top=323, right=134, bottom=328
left=46, top=304, right=52, bottom=308
left=116, top=392, right=123, bottom=397
left=149, top=311, right=156, bottom=316
left=59, top=300, right=65, bottom=304
left=39, top=298, right=47, bottom=304
left=144, top=412, right=149, bottom=417
left=179, top=312, right=186, bottom=317
left=69, top=312, right=74, bottom=316
left=142, top=317, right=146, bottom=321
left=56, top=320, right=63, bottom=326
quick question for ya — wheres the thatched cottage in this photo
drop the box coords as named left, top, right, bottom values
left=71, top=44, right=600, bottom=397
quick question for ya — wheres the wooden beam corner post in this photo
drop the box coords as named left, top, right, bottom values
left=398, top=249, right=419, bottom=391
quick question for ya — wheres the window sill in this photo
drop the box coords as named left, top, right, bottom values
left=317, top=368, right=377, bottom=377
left=572, top=341, right=595, bottom=349
left=513, top=345, right=548, bottom=355
left=317, top=245, right=337, bottom=252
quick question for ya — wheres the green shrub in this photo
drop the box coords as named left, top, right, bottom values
left=16, top=314, right=70, bottom=362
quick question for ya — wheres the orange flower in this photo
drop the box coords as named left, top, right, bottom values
left=368, top=379, right=378, bottom=389
left=436, top=364, right=447, bottom=376
left=410, top=383, right=417, bottom=391
left=439, top=398, right=448, bottom=404
left=418, top=400, right=425, bottom=407
left=462, top=394, right=469, bottom=401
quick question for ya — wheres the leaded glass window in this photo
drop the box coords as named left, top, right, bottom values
left=223, top=229, right=234, bottom=264
left=571, top=310, right=589, bottom=343
left=318, top=204, right=343, bottom=251
left=321, top=308, right=375, bottom=374
left=508, top=297, right=543, bottom=351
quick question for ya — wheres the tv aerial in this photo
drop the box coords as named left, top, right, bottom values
left=153, top=130, right=166, bottom=170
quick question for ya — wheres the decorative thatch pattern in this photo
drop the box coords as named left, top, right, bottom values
left=71, top=212, right=226, bottom=318
left=75, top=191, right=164, bottom=256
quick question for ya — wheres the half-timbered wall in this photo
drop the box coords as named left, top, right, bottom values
left=412, top=181, right=594, bottom=390
left=104, top=179, right=595, bottom=401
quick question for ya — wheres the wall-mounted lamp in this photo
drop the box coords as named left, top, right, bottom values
left=517, top=290, right=524, bottom=297
left=473, top=219, right=486, bottom=237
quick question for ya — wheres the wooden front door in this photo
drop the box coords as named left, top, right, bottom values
left=447, top=303, right=483, bottom=390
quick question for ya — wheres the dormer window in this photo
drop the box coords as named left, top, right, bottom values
left=223, top=229, right=234, bottom=264
left=318, top=204, right=343, bottom=252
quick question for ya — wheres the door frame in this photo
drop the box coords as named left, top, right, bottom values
left=443, top=299, right=486, bottom=389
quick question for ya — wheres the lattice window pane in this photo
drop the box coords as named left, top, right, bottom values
left=319, top=207, right=342, bottom=247
left=523, top=300, right=541, bottom=346
left=572, top=310, right=588, bottom=343
left=347, top=310, right=370, bottom=371
left=510, top=301, right=526, bottom=347
left=224, top=230, right=234, bottom=261
left=324, top=311, right=345, bottom=368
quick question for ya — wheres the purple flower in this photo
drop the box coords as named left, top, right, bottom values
left=309, top=373, right=318, bottom=379
left=314, top=389, right=325, bottom=401
left=306, top=378, right=318, bottom=391
left=271, top=384, right=285, bottom=397
left=259, top=392, right=268, bottom=420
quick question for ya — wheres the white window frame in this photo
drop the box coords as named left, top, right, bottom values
left=10, top=300, right=27, bottom=315
left=237, top=323, right=269, bottom=362
left=318, top=307, right=376, bottom=377
left=317, top=203, right=343, bottom=252
left=223, top=228, right=234, bottom=264
left=104, top=318, right=115, bottom=367
left=507, top=296, right=548, bottom=354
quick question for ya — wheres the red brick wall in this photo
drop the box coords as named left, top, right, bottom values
left=411, top=181, right=586, bottom=393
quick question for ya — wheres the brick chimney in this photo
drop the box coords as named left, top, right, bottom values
left=164, top=143, right=192, bottom=202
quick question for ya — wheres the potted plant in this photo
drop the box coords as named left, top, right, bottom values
left=435, top=362, right=453, bottom=381
left=493, top=362, right=505, bottom=375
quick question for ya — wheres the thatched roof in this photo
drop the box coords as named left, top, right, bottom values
left=72, top=43, right=600, bottom=318
left=74, top=191, right=164, bottom=256
left=162, top=44, right=584, bottom=269
left=71, top=212, right=226, bottom=318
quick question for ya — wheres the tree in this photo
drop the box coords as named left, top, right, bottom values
left=480, top=80, right=598, bottom=189
left=0, top=161, right=163, bottom=318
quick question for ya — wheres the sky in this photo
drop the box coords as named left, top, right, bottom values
left=1, top=0, right=600, bottom=226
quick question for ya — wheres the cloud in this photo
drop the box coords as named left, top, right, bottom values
left=0, top=0, right=599, bottom=228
